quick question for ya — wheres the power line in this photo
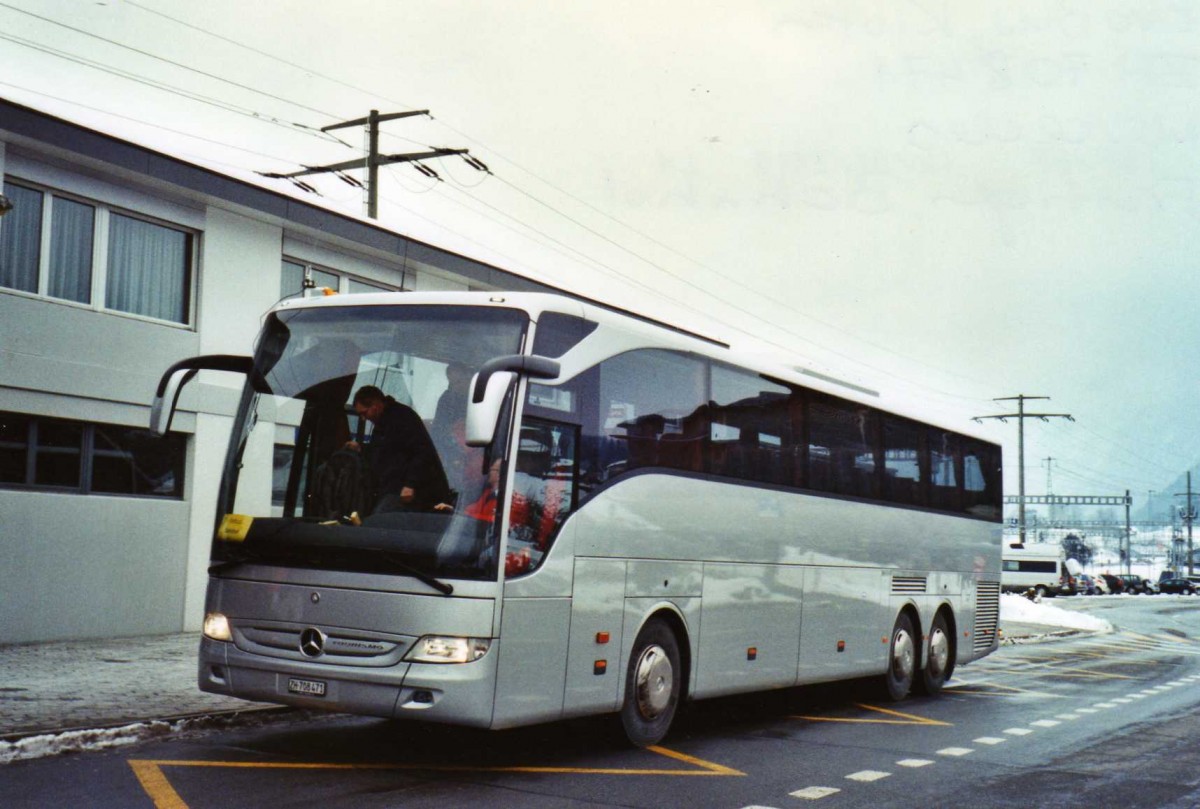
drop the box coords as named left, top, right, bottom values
left=114, top=0, right=1002, bottom=405
left=0, top=30, right=338, bottom=143
left=0, top=1, right=346, bottom=125
left=974, top=395, right=1074, bottom=545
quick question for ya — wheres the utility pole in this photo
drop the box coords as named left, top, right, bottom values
left=1176, top=472, right=1197, bottom=576
left=1124, top=489, right=1132, bottom=576
left=259, top=109, right=487, bottom=219
left=974, top=395, right=1074, bottom=547
left=1043, top=456, right=1056, bottom=523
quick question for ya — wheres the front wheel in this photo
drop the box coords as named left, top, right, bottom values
left=916, top=612, right=954, bottom=695
left=882, top=613, right=916, bottom=701
left=620, top=618, right=682, bottom=747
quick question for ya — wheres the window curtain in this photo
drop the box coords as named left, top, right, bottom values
left=48, top=196, right=95, bottom=303
left=106, top=213, right=189, bottom=323
left=0, top=183, right=43, bottom=293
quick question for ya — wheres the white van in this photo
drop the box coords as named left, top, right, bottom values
left=1001, top=544, right=1072, bottom=597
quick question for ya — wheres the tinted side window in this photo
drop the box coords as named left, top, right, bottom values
left=532, top=312, right=598, bottom=359
left=963, top=438, right=1002, bottom=520
left=929, top=429, right=960, bottom=512
left=709, top=365, right=791, bottom=485
left=808, top=394, right=878, bottom=498
left=588, top=349, right=708, bottom=484
left=882, top=416, right=924, bottom=506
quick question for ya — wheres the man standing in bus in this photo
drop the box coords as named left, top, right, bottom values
left=350, top=385, right=451, bottom=514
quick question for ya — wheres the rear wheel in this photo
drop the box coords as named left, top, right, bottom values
left=620, top=618, right=681, bottom=747
left=916, top=611, right=954, bottom=695
left=882, top=613, right=916, bottom=701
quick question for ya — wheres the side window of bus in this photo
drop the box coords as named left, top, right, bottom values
left=962, top=439, right=1001, bottom=520
left=587, top=349, right=708, bottom=484
left=506, top=418, right=578, bottom=576
left=807, top=394, right=879, bottom=499
left=882, top=416, right=924, bottom=506
left=532, top=312, right=598, bottom=358
left=709, top=365, right=791, bottom=485
left=929, top=430, right=961, bottom=511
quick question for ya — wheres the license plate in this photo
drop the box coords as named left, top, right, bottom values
left=288, top=677, right=326, bottom=697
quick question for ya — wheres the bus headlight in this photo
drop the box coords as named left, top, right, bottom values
left=404, top=636, right=490, bottom=664
left=203, top=612, right=232, bottom=642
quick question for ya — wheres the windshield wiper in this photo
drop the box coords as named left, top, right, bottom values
left=384, top=554, right=454, bottom=595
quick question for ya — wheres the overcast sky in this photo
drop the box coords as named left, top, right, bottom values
left=3, top=0, right=1199, bottom=509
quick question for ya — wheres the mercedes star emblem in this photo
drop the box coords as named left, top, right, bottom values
left=299, top=627, right=326, bottom=658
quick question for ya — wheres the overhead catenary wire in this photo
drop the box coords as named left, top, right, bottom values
left=0, top=30, right=343, bottom=145
left=11, top=1, right=1191, bottom=491
left=109, top=0, right=1001, bottom=406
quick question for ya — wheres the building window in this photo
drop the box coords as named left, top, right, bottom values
left=0, top=182, right=42, bottom=293
left=106, top=212, right=192, bottom=322
left=281, top=258, right=398, bottom=299
left=0, top=179, right=197, bottom=324
left=0, top=411, right=185, bottom=498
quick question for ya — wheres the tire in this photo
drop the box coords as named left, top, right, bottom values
left=619, top=618, right=682, bottom=747
left=882, top=612, right=916, bottom=701
left=916, top=611, right=954, bottom=695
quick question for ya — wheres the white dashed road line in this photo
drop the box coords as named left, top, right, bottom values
left=789, top=786, right=841, bottom=800
left=974, top=736, right=1007, bottom=745
left=897, top=759, right=934, bottom=768
left=846, top=770, right=891, bottom=782
left=936, top=747, right=974, bottom=757
left=1004, top=727, right=1033, bottom=736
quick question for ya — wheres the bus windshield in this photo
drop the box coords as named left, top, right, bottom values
left=216, top=303, right=528, bottom=582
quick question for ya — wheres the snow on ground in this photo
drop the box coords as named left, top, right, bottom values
left=1001, top=592, right=1114, bottom=632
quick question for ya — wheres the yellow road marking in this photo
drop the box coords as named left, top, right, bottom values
left=128, top=760, right=188, bottom=809
left=944, top=681, right=1061, bottom=698
left=794, top=703, right=951, bottom=726
left=128, top=746, right=744, bottom=807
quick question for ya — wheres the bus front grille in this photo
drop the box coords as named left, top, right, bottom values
left=973, top=581, right=1001, bottom=653
left=235, top=623, right=411, bottom=667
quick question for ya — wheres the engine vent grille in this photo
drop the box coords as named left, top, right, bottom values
left=974, top=581, right=1001, bottom=653
left=891, top=576, right=928, bottom=594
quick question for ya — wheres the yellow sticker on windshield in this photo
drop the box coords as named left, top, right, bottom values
left=217, top=514, right=252, bottom=542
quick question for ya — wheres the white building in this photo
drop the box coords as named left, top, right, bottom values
left=0, top=97, right=556, bottom=644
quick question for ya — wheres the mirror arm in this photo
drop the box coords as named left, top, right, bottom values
left=471, top=355, right=561, bottom=403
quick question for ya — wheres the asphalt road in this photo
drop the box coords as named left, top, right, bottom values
left=4, top=595, right=1200, bottom=808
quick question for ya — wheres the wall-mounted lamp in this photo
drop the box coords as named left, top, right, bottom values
left=0, top=193, right=12, bottom=217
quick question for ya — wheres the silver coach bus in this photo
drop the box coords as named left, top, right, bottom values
left=152, top=291, right=1003, bottom=746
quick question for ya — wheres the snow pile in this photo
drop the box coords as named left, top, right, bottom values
left=1001, top=593, right=1113, bottom=632
left=0, top=721, right=174, bottom=765
left=0, top=709, right=301, bottom=764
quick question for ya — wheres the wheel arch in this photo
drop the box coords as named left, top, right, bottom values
left=628, top=603, right=693, bottom=704
left=928, top=601, right=959, bottom=675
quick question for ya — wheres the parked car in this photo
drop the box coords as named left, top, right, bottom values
left=1116, top=574, right=1155, bottom=594
left=1157, top=577, right=1198, bottom=595
left=1073, top=573, right=1098, bottom=595
left=1092, top=575, right=1111, bottom=595
left=1099, top=573, right=1124, bottom=594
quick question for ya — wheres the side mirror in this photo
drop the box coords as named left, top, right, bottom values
left=464, top=354, right=561, bottom=447
left=150, top=354, right=254, bottom=436
left=465, top=371, right=516, bottom=447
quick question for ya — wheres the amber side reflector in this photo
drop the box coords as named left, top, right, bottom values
left=594, top=660, right=607, bottom=675
left=837, top=640, right=846, bottom=653
left=596, top=631, right=610, bottom=644
left=747, top=647, right=757, bottom=661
